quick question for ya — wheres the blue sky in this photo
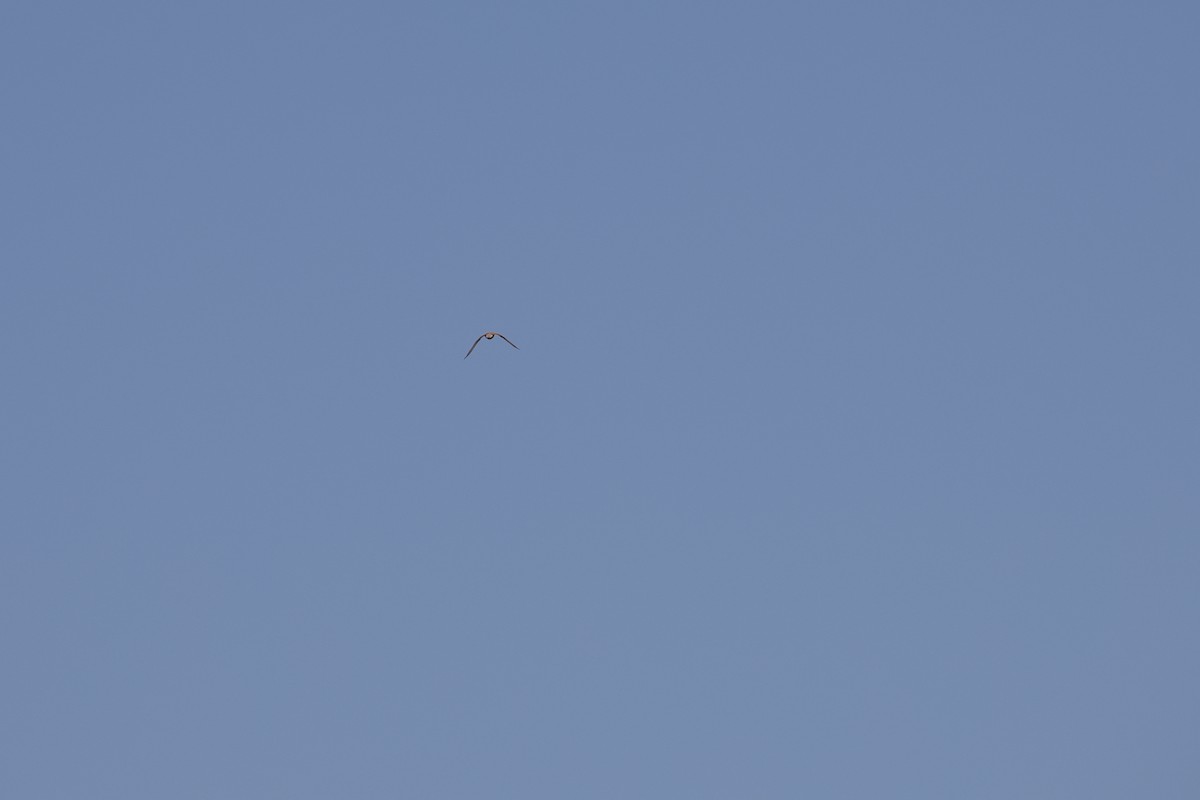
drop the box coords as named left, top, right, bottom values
left=2, top=2, right=1197, bottom=797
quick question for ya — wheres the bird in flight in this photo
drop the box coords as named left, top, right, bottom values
left=464, top=331, right=520, bottom=358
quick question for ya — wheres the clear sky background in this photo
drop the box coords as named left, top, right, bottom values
left=2, top=2, right=1197, bottom=797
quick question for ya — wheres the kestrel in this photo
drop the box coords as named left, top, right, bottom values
left=464, top=331, right=520, bottom=358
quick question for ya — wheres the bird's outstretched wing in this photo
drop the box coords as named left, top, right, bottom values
left=495, top=333, right=520, bottom=350
left=464, top=334, right=486, bottom=358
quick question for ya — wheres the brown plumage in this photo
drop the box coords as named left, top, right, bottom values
left=464, top=331, right=520, bottom=358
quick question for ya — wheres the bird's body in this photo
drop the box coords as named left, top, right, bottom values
left=464, top=331, right=519, bottom=358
